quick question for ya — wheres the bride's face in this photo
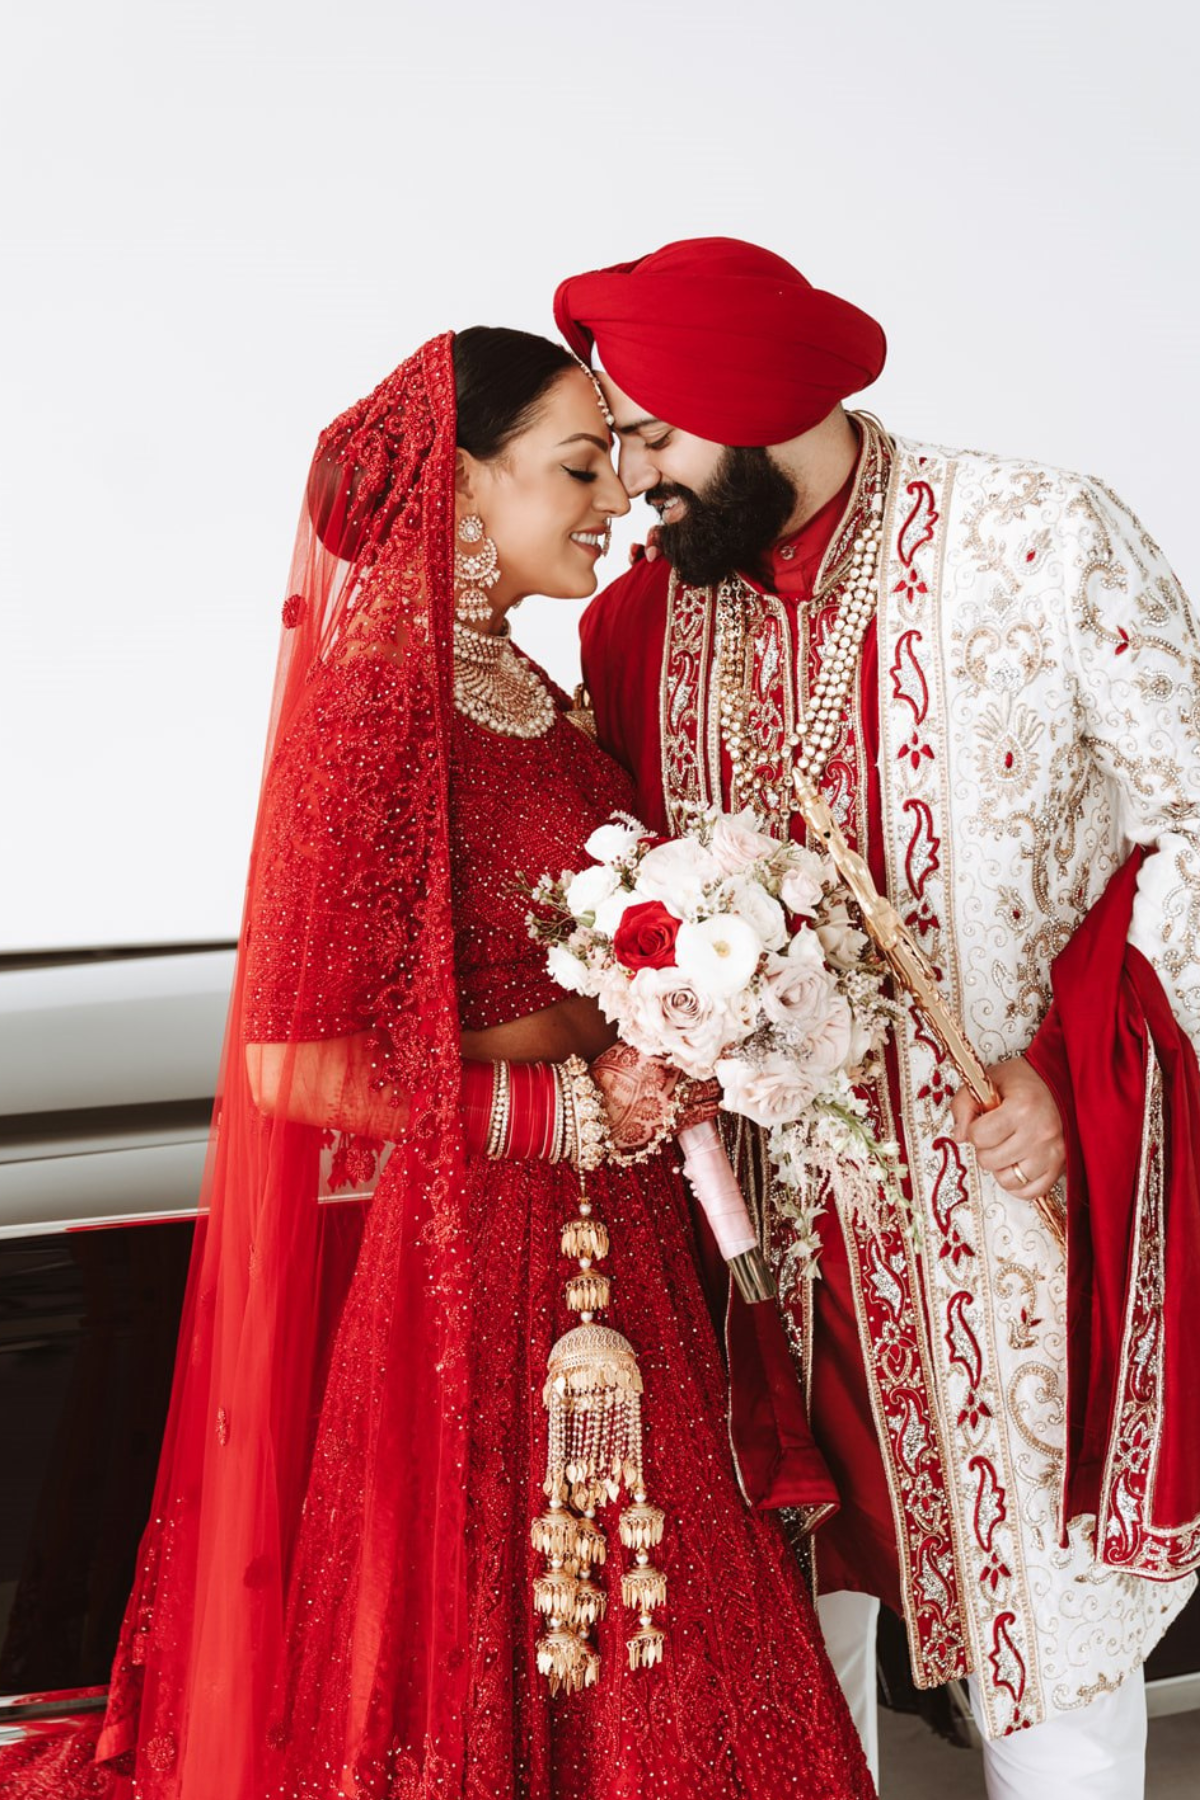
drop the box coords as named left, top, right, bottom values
left=458, top=369, right=629, bottom=605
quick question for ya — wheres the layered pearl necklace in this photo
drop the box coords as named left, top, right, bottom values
left=715, top=418, right=891, bottom=830
left=453, top=618, right=557, bottom=739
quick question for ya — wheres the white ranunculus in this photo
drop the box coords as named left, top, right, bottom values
left=709, top=810, right=779, bottom=875
left=565, top=862, right=620, bottom=920
left=723, top=878, right=788, bottom=951
left=634, top=836, right=722, bottom=916
left=547, top=943, right=588, bottom=994
left=673, top=915, right=763, bottom=998
left=625, top=968, right=733, bottom=1075
left=815, top=902, right=868, bottom=969
left=715, top=1051, right=819, bottom=1127
left=592, top=885, right=642, bottom=939
left=584, top=821, right=643, bottom=864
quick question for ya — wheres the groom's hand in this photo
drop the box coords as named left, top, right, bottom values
left=948, top=1056, right=1065, bottom=1201
left=629, top=524, right=664, bottom=565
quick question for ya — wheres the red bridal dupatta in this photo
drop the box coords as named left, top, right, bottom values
left=1029, top=849, right=1200, bottom=1577
left=91, top=335, right=476, bottom=1797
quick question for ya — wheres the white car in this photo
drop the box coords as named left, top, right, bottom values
left=0, top=943, right=1196, bottom=1746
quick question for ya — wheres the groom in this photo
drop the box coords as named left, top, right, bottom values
left=555, top=238, right=1200, bottom=1798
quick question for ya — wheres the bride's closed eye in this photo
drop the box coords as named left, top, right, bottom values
left=563, top=466, right=599, bottom=483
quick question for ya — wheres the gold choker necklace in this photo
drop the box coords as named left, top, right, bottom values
left=453, top=619, right=557, bottom=739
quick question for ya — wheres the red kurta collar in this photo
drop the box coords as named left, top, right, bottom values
left=740, top=464, right=859, bottom=602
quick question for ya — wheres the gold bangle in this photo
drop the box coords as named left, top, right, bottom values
left=561, top=1055, right=612, bottom=1173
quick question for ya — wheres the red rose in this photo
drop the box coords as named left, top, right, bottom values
left=613, top=900, right=681, bottom=971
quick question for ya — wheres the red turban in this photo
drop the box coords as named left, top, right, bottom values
left=554, top=237, right=886, bottom=447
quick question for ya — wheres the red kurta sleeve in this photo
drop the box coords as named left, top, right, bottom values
left=581, top=556, right=673, bottom=834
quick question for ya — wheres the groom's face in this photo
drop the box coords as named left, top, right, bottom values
left=600, top=375, right=798, bottom=587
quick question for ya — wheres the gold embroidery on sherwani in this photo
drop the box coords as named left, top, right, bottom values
left=655, top=430, right=1199, bottom=1734
left=879, top=447, right=1047, bottom=1736
left=656, top=439, right=971, bottom=1692
left=1096, top=1049, right=1200, bottom=1575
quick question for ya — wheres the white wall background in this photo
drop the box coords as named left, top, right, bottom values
left=3, top=0, right=1197, bottom=950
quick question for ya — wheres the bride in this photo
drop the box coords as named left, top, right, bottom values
left=0, top=328, right=873, bottom=1797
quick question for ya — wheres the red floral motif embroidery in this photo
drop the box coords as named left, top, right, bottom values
left=946, top=1291, right=993, bottom=1429
left=902, top=797, right=941, bottom=902
left=897, top=481, right=940, bottom=574
left=989, top=1612, right=1028, bottom=1708
left=890, top=630, right=934, bottom=767
left=930, top=1136, right=975, bottom=1269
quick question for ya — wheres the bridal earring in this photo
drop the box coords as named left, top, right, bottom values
left=455, top=514, right=500, bottom=625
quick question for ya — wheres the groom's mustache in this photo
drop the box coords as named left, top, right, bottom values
left=646, top=480, right=701, bottom=511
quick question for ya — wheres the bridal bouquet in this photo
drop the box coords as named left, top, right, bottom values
left=528, top=808, right=905, bottom=1279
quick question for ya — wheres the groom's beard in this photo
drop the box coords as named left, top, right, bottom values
left=651, top=447, right=800, bottom=588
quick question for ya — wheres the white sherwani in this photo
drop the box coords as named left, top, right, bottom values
left=869, top=438, right=1197, bottom=1735
left=581, top=429, right=1199, bottom=1738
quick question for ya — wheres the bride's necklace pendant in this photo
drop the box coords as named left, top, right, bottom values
left=453, top=619, right=557, bottom=739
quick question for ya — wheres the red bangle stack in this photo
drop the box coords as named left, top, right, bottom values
left=460, top=1059, right=560, bottom=1161
left=460, top=1059, right=498, bottom=1155
left=506, top=1062, right=559, bottom=1161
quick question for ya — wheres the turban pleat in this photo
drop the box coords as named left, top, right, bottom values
left=554, top=237, right=886, bottom=447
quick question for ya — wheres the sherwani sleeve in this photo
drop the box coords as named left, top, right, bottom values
left=1060, top=477, right=1200, bottom=1051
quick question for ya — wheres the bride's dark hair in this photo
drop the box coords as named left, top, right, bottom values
left=453, top=326, right=575, bottom=461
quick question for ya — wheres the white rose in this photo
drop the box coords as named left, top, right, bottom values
left=815, top=902, right=868, bottom=969
left=594, top=962, right=635, bottom=1029
left=592, top=886, right=641, bottom=939
left=546, top=943, right=588, bottom=994
left=798, top=993, right=855, bottom=1077
left=722, top=878, right=788, bottom=951
left=709, top=810, right=779, bottom=875
left=845, top=1010, right=876, bottom=1076
left=634, top=836, right=722, bottom=916
left=626, top=968, right=734, bottom=1075
left=761, top=942, right=839, bottom=1032
left=779, top=854, right=826, bottom=919
left=565, top=862, right=620, bottom=920
left=674, top=914, right=763, bottom=998
left=584, top=821, right=643, bottom=863
left=715, top=1051, right=819, bottom=1127
left=786, top=925, right=828, bottom=968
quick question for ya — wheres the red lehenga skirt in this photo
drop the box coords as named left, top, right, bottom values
left=0, top=1144, right=872, bottom=1799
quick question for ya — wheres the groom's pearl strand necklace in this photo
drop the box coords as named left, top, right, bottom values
left=716, top=456, right=888, bottom=828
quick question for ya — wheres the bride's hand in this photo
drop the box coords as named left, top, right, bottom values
left=589, top=1044, right=720, bottom=1155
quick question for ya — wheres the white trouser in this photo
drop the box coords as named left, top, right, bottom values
left=968, top=1669, right=1147, bottom=1800
left=816, top=1590, right=880, bottom=1787
left=818, top=1590, right=1147, bottom=1800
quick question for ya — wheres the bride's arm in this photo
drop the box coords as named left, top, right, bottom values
left=460, top=996, right=617, bottom=1065
left=245, top=1032, right=409, bottom=1136
left=245, top=998, right=617, bottom=1137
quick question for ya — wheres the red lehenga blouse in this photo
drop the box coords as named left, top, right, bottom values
left=0, top=338, right=872, bottom=1799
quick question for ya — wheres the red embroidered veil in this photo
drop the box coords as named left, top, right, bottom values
left=93, top=334, right=475, bottom=1796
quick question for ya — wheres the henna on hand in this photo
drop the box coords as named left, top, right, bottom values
left=589, top=1043, right=684, bottom=1155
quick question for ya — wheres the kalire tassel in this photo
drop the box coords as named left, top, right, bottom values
left=532, top=1180, right=668, bottom=1691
